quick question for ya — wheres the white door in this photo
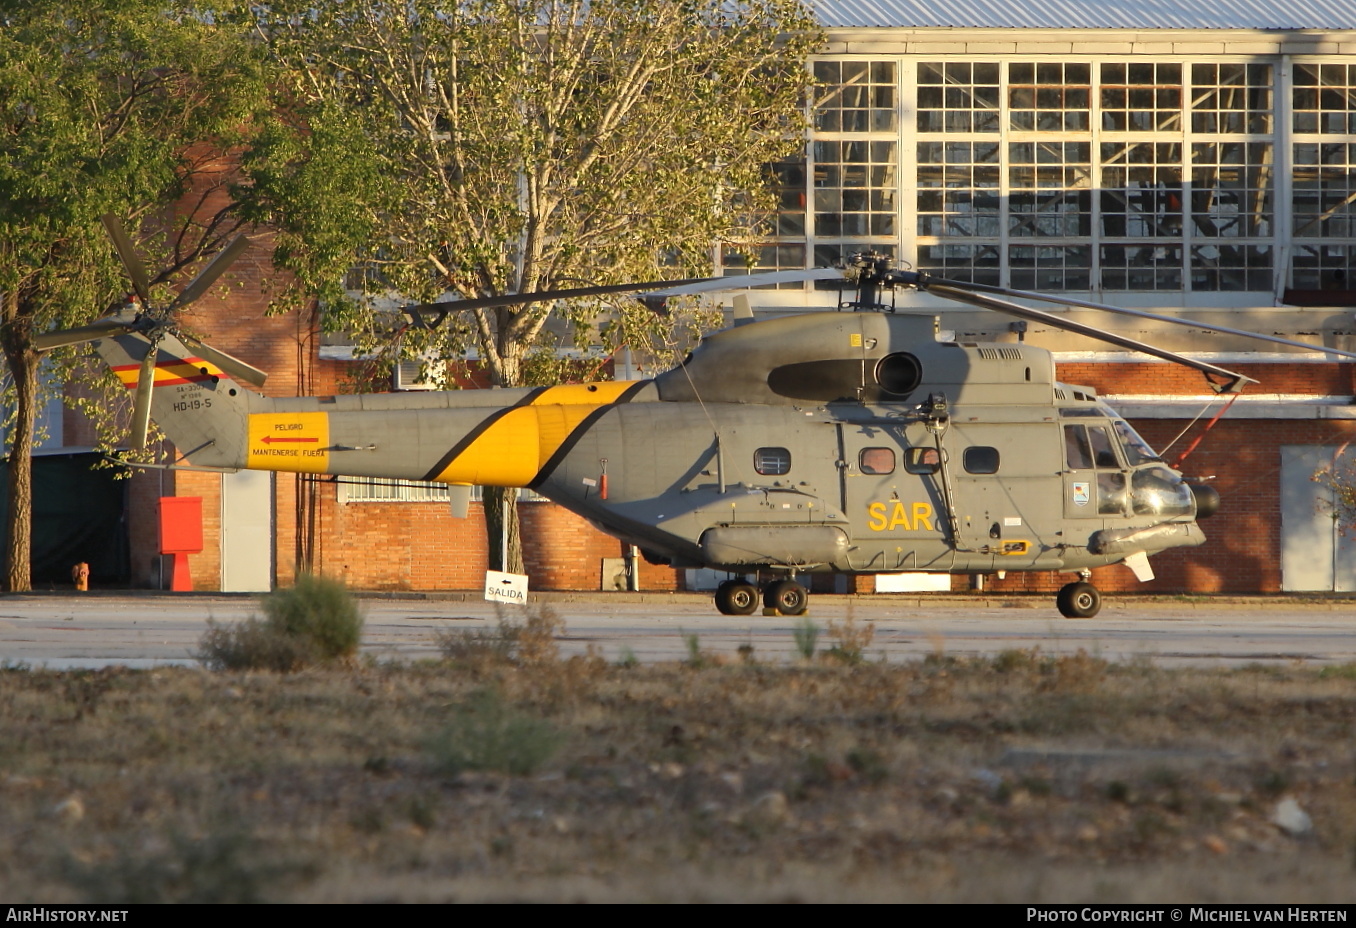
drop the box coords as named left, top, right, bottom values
left=221, top=469, right=274, bottom=592
left=1280, top=445, right=1356, bottom=592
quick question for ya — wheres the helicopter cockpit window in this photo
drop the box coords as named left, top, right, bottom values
left=905, top=447, right=940, bottom=475
left=1111, top=419, right=1161, bottom=466
left=1088, top=426, right=1119, bottom=468
left=754, top=447, right=791, bottom=476
left=859, top=447, right=896, bottom=475
left=963, top=446, right=999, bottom=474
left=1098, top=473, right=1128, bottom=515
left=1131, top=465, right=1193, bottom=517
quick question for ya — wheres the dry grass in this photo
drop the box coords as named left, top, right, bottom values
left=1, top=649, right=1354, bottom=903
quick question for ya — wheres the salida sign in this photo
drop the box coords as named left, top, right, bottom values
left=484, top=570, right=529, bottom=604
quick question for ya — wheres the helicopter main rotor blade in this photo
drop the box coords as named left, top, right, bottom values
left=101, top=214, right=152, bottom=306
left=403, top=277, right=714, bottom=318
left=402, top=268, right=852, bottom=321
left=925, top=284, right=1257, bottom=393
left=641, top=268, right=848, bottom=298
left=179, top=334, right=269, bottom=388
left=167, top=234, right=252, bottom=312
left=34, top=316, right=133, bottom=352
left=915, top=273, right=1356, bottom=362
left=128, top=345, right=159, bottom=452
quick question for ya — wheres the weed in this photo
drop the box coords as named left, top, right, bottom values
left=196, top=617, right=316, bottom=672
left=992, top=648, right=1040, bottom=674
left=515, top=604, right=564, bottom=666
left=196, top=574, right=362, bottom=672
left=437, top=621, right=518, bottom=664
left=737, top=641, right=756, bottom=664
left=681, top=629, right=704, bottom=667
left=1019, top=775, right=1053, bottom=797
left=1145, top=766, right=1182, bottom=790
left=1318, top=662, right=1356, bottom=680
left=1101, top=781, right=1133, bottom=803
left=800, top=752, right=833, bottom=791
left=846, top=746, right=889, bottom=784
left=1044, top=649, right=1108, bottom=692
left=263, top=574, right=363, bottom=660
left=62, top=828, right=294, bottom=903
left=437, top=604, right=564, bottom=668
left=617, top=646, right=639, bottom=668
left=407, top=795, right=438, bottom=830
left=792, top=617, right=820, bottom=661
left=1255, top=769, right=1291, bottom=797
left=426, top=688, right=565, bottom=776
left=825, top=609, right=875, bottom=665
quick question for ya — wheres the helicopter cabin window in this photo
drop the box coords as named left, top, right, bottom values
left=963, top=446, right=1000, bottom=474
left=1064, top=424, right=1121, bottom=470
left=905, top=447, right=940, bottom=475
left=1064, top=425, right=1095, bottom=470
left=754, top=447, right=792, bottom=476
left=859, top=447, right=895, bottom=475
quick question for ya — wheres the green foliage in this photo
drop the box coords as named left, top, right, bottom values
left=262, top=574, right=364, bottom=661
left=426, top=688, right=565, bottom=777
left=792, top=618, right=820, bottom=661
left=0, top=0, right=272, bottom=349
left=1318, top=661, right=1356, bottom=680
left=242, top=0, right=821, bottom=387
left=197, top=575, right=362, bottom=671
left=0, top=0, right=275, bottom=588
left=682, top=630, right=705, bottom=667
left=62, top=828, right=293, bottom=903
left=845, top=746, right=889, bottom=784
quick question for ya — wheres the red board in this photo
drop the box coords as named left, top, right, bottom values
left=158, top=497, right=204, bottom=555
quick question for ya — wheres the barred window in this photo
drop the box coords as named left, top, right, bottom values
left=339, top=479, right=544, bottom=504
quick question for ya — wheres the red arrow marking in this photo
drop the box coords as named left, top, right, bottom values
left=260, top=435, right=319, bottom=444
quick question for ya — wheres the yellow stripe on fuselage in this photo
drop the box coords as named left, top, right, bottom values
left=429, top=381, right=636, bottom=486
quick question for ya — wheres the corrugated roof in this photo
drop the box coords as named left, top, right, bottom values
left=811, top=0, right=1356, bottom=30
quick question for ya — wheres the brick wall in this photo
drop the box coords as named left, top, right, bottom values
left=1058, top=361, right=1356, bottom=396
left=300, top=488, right=678, bottom=592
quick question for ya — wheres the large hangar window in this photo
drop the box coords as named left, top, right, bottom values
left=748, top=53, right=1350, bottom=299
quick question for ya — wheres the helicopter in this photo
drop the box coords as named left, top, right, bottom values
left=38, top=217, right=1356, bottom=618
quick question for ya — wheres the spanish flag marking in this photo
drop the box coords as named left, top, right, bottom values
left=112, top=357, right=225, bottom=390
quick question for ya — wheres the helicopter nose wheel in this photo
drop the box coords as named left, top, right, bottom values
left=715, top=579, right=759, bottom=616
left=763, top=579, right=809, bottom=616
left=1056, top=581, right=1102, bottom=619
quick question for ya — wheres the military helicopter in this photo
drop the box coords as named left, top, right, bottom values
left=39, top=218, right=1356, bottom=617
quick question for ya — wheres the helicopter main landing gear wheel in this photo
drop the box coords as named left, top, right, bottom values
left=715, top=579, right=759, bottom=616
left=763, top=579, right=809, bottom=616
left=1056, top=581, right=1102, bottom=619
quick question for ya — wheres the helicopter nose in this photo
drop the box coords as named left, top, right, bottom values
left=1187, top=483, right=1220, bottom=519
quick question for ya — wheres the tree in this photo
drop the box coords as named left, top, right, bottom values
left=0, top=0, right=271, bottom=590
left=243, top=0, right=821, bottom=571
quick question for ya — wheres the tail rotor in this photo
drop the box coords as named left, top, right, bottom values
left=34, top=214, right=268, bottom=451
